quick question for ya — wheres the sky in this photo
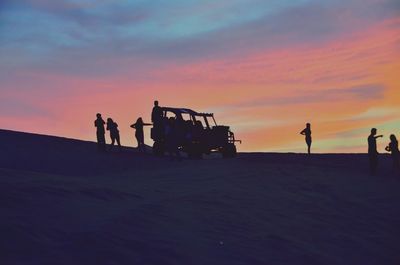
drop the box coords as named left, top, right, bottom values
left=0, top=0, right=399, bottom=152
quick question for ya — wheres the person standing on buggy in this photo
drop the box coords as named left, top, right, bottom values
left=106, top=118, right=121, bottom=150
left=131, top=117, right=152, bottom=152
left=151, top=101, right=163, bottom=135
left=385, top=134, right=400, bottom=174
left=94, top=113, right=106, bottom=151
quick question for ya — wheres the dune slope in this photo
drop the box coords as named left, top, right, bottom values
left=0, top=129, right=399, bottom=265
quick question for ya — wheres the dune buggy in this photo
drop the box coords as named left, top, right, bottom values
left=151, top=107, right=240, bottom=158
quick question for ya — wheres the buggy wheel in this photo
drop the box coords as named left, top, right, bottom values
left=187, top=143, right=203, bottom=159
left=222, top=144, right=237, bottom=158
left=153, top=141, right=165, bottom=156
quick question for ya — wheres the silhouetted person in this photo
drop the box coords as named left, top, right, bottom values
left=385, top=134, right=400, bottom=174
left=368, top=128, right=383, bottom=176
left=94, top=113, right=106, bottom=151
left=106, top=118, right=121, bottom=150
left=300, top=123, right=312, bottom=154
left=152, top=100, right=163, bottom=125
left=131, top=117, right=152, bottom=152
left=151, top=100, right=164, bottom=141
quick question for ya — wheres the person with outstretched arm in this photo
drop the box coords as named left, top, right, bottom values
left=131, top=117, right=152, bottom=152
left=368, top=128, right=383, bottom=176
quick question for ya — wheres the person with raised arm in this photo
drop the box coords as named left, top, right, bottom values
left=300, top=123, right=312, bottom=155
left=368, top=128, right=383, bottom=176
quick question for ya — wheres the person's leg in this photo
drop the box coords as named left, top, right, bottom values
left=110, top=137, right=115, bottom=150
left=96, top=132, right=102, bottom=150
left=136, top=135, right=141, bottom=149
left=102, top=135, right=106, bottom=151
left=140, top=135, right=145, bottom=152
left=306, top=140, right=311, bottom=155
left=116, top=134, right=121, bottom=147
left=139, top=142, right=144, bottom=152
left=98, top=132, right=106, bottom=151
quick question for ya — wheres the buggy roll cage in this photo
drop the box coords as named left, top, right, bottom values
left=161, top=107, right=218, bottom=129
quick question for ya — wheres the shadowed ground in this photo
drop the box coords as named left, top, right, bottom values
left=1, top=129, right=399, bottom=265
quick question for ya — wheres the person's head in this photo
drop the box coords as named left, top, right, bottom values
left=154, top=100, right=159, bottom=107
left=306, top=123, right=311, bottom=128
left=390, top=134, right=397, bottom=142
left=371, top=128, right=377, bottom=136
left=137, top=117, right=143, bottom=123
left=96, top=113, right=102, bottom=118
left=107, top=118, right=113, bottom=123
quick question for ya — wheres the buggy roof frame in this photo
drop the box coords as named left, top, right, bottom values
left=161, top=107, right=214, bottom=117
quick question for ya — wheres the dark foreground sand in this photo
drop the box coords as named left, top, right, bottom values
left=1, top=129, right=399, bottom=265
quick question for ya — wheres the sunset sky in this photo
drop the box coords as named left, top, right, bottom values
left=1, top=0, right=399, bottom=152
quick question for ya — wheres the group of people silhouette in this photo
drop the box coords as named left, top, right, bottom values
left=299, top=123, right=399, bottom=175
left=94, top=113, right=150, bottom=152
left=94, top=100, right=185, bottom=156
left=368, top=128, right=399, bottom=175
left=94, top=114, right=122, bottom=151
left=95, top=102, right=399, bottom=175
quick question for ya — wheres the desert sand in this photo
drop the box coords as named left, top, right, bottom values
left=1, top=129, right=399, bottom=265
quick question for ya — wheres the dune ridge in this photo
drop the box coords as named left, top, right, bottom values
left=0, top=129, right=399, bottom=265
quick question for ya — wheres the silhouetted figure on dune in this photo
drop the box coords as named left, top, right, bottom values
left=131, top=117, right=152, bottom=152
left=152, top=100, right=163, bottom=126
left=300, top=123, right=312, bottom=154
left=94, top=113, right=106, bottom=151
left=107, top=118, right=121, bottom=150
left=151, top=100, right=164, bottom=142
left=368, top=128, right=383, bottom=176
left=385, top=134, right=400, bottom=174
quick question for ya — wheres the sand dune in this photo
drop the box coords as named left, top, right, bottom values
left=0, top=129, right=399, bottom=265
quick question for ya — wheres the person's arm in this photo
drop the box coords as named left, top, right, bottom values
left=300, top=129, right=306, bottom=135
left=375, top=135, right=383, bottom=139
left=144, top=123, right=153, bottom=126
left=94, top=121, right=97, bottom=127
left=130, top=123, right=136, bottom=129
left=385, top=145, right=391, bottom=152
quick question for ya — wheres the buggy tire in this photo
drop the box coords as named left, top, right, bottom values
left=187, top=143, right=203, bottom=159
left=153, top=141, right=165, bottom=156
left=222, top=144, right=237, bottom=158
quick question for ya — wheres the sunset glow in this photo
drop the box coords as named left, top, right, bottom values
left=1, top=0, right=399, bottom=152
